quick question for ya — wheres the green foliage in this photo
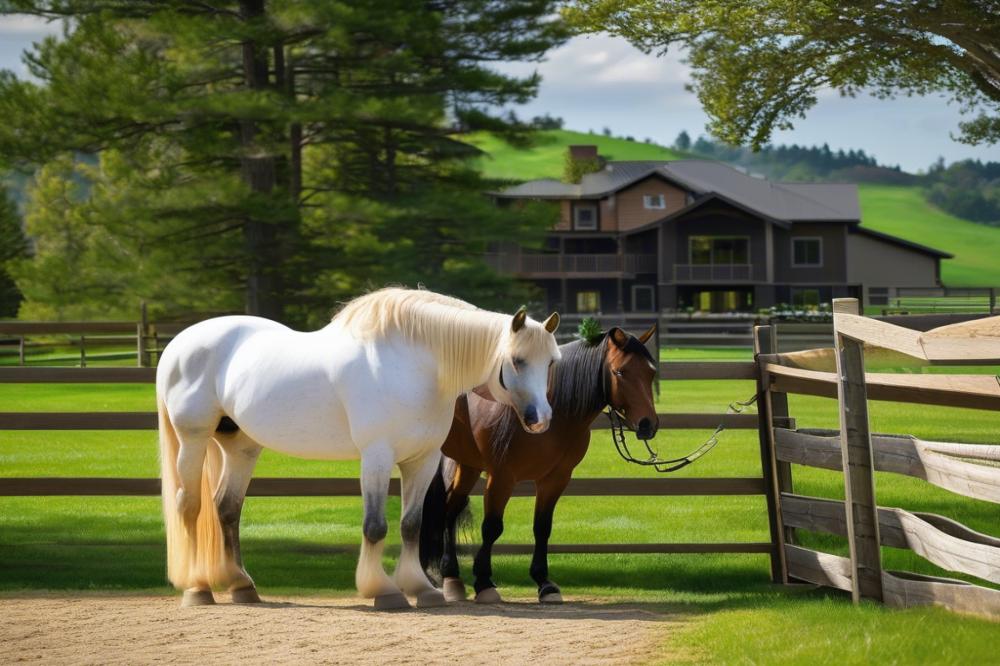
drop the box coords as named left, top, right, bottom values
left=576, top=316, right=603, bottom=344
left=925, top=159, right=1000, bottom=226
left=562, top=149, right=602, bottom=184
left=0, top=0, right=568, bottom=324
left=566, top=1, right=1000, bottom=147
left=0, top=185, right=28, bottom=317
left=686, top=134, right=912, bottom=184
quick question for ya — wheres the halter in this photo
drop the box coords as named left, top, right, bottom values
left=602, top=361, right=757, bottom=473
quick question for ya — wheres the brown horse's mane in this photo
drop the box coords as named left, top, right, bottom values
left=488, top=330, right=654, bottom=459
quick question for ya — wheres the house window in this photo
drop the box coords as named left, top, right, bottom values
left=643, top=194, right=665, bottom=209
left=791, top=288, right=821, bottom=309
left=573, top=203, right=598, bottom=230
left=632, top=285, right=655, bottom=312
left=689, top=236, right=750, bottom=264
left=792, top=237, right=822, bottom=267
left=576, top=290, right=600, bottom=313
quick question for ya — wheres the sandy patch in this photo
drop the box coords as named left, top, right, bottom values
left=2, top=593, right=684, bottom=665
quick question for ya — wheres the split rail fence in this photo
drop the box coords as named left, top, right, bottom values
left=2, top=300, right=999, bottom=620
left=756, top=298, right=1000, bottom=619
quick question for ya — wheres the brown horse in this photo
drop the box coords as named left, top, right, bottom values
left=419, top=325, right=659, bottom=603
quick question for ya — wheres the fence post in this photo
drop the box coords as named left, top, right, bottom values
left=832, top=297, right=884, bottom=603
left=18, top=336, right=25, bottom=366
left=753, top=324, right=789, bottom=583
left=137, top=301, right=148, bottom=368
left=79, top=335, right=86, bottom=368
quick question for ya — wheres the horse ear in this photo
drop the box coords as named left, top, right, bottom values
left=638, top=323, right=656, bottom=344
left=609, top=327, right=628, bottom=349
left=543, top=312, right=560, bottom=333
left=511, top=307, right=527, bottom=333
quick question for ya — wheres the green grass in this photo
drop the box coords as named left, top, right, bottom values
left=464, top=129, right=1000, bottom=290
left=2, top=348, right=999, bottom=663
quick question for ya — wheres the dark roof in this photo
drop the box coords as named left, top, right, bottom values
left=850, top=226, right=953, bottom=259
left=495, top=159, right=861, bottom=222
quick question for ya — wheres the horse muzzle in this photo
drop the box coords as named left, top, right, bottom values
left=519, top=403, right=551, bottom=434
left=635, top=417, right=658, bottom=440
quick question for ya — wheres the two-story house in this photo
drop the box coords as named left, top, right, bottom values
left=488, top=147, right=951, bottom=313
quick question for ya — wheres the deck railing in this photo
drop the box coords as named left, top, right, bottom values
left=484, top=253, right=657, bottom=276
left=673, top=263, right=753, bottom=282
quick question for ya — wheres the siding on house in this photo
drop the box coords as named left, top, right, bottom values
left=847, top=232, right=939, bottom=287
left=614, top=176, right=688, bottom=231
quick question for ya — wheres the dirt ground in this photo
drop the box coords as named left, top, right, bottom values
left=2, top=593, right=686, bottom=665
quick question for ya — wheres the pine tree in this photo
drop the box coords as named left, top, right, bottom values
left=0, top=1, right=567, bottom=323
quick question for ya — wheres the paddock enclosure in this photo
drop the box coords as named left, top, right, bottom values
left=2, top=298, right=999, bottom=627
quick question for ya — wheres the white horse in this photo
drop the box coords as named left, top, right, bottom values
left=157, top=288, right=560, bottom=609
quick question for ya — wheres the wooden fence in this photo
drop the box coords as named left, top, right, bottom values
left=755, top=298, right=1000, bottom=619
left=0, top=317, right=191, bottom=367
left=4, top=303, right=1000, bottom=620
left=0, top=360, right=775, bottom=558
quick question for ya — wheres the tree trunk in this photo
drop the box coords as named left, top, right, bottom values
left=239, top=0, right=283, bottom=320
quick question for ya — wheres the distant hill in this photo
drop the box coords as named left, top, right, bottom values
left=465, top=130, right=687, bottom=182
left=463, top=129, right=1000, bottom=287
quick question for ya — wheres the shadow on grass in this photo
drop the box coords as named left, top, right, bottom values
left=0, top=518, right=853, bottom=620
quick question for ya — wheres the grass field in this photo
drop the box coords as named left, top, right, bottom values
left=1, top=348, right=999, bottom=663
left=464, top=129, right=1000, bottom=289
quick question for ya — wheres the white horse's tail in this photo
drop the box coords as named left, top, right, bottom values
left=159, top=399, right=231, bottom=590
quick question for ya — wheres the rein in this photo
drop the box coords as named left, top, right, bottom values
left=604, top=360, right=758, bottom=472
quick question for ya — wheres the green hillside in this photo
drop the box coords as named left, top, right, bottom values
left=466, top=129, right=686, bottom=182
left=465, top=130, right=1000, bottom=287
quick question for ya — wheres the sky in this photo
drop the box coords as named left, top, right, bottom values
left=1, top=16, right=996, bottom=173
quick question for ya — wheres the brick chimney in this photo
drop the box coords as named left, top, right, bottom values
left=569, top=145, right=599, bottom=161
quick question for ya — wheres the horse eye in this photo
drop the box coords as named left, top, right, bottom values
left=614, top=369, right=624, bottom=377
left=512, top=357, right=525, bottom=368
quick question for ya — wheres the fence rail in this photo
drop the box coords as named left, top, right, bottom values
left=0, top=359, right=770, bottom=558
left=756, top=298, right=1000, bottom=620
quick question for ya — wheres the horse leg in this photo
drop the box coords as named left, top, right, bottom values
left=172, top=426, right=219, bottom=607
left=441, top=463, right=479, bottom=602
left=357, top=441, right=408, bottom=609
left=531, top=469, right=572, bottom=604
left=396, top=450, right=446, bottom=607
left=215, top=432, right=263, bottom=603
left=472, top=472, right=515, bottom=603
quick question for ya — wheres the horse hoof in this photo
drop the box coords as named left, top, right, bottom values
left=474, top=587, right=502, bottom=604
left=374, top=592, right=411, bottom=610
left=442, top=577, right=467, bottom=602
left=539, top=591, right=564, bottom=604
left=181, top=589, right=216, bottom=607
left=416, top=589, right=447, bottom=608
left=230, top=586, right=262, bottom=604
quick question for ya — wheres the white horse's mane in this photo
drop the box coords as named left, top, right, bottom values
left=334, top=287, right=546, bottom=396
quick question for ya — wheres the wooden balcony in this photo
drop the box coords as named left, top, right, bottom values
left=485, top=253, right=658, bottom=278
left=673, top=264, right=754, bottom=282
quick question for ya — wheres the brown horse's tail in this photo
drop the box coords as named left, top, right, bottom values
left=419, top=457, right=449, bottom=579
left=419, top=457, right=469, bottom=580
